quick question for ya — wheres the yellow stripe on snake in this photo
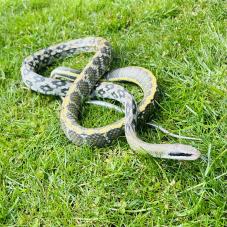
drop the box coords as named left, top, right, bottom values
left=21, top=37, right=200, bottom=160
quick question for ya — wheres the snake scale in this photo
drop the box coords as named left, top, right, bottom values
left=21, top=37, right=200, bottom=160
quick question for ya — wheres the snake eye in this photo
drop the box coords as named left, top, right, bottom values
left=168, top=152, right=192, bottom=157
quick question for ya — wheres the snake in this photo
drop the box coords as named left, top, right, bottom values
left=21, top=37, right=200, bottom=160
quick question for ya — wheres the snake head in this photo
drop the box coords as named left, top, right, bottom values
left=165, top=144, right=201, bottom=160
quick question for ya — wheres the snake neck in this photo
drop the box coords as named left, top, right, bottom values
left=125, top=124, right=200, bottom=160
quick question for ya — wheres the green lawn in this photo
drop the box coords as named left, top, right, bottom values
left=0, top=0, right=226, bottom=226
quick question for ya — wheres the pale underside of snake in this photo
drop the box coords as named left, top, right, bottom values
left=21, top=37, right=200, bottom=160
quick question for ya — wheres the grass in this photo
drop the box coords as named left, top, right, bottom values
left=0, top=0, right=226, bottom=225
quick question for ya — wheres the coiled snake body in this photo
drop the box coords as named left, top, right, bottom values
left=21, top=37, right=200, bottom=160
